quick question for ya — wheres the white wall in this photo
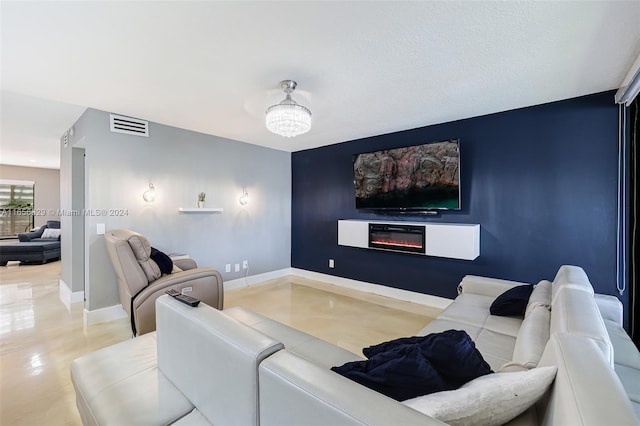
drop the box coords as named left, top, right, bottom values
left=65, top=108, right=291, bottom=311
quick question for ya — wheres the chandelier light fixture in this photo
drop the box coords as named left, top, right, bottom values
left=265, top=80, right=312, bottom=138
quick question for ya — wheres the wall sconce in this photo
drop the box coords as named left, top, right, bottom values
left=143, top=183, right=156, bottom=202
left=239, top=188, right=249, bottom=206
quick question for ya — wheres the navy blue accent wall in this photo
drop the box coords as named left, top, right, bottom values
left=292, top=91, right=627, bottom=318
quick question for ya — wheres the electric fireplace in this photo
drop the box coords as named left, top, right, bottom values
left=368, top=223, right=426, bottom=254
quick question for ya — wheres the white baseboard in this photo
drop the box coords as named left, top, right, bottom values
left=290, top=268, right=453, bottom=309
left=83, top=304, right=127, bottom=327
left=225, top=268, right=293, bottom=291
left=59, top=279, right=84, bottom=311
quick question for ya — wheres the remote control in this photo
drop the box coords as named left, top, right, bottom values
left=165, top=289, right=201, bottom=307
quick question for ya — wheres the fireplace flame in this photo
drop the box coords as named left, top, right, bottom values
left=370, top=239, right=423, bottom=249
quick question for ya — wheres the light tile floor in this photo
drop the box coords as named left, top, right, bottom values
left=0, top=261, right=440, bottom=425
left=225, top=276, right=442, bottom=356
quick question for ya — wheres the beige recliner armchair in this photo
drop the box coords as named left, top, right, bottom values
left=104, top=229, right=223, bottom=335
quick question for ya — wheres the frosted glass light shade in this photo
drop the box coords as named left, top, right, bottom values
left=265, top=99, right=311, bottom=138
left=143, top=183, right=156, bottom=202
left=239, top=189, right=249, bottom=206
left=265, top=80, right=312, bottom=138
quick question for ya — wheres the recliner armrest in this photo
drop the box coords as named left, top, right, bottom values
left=134, top=268, right=223, bottom=310
left=131, top=268, right=224, bottom=335
left=173, top=258, right=197, bottom=271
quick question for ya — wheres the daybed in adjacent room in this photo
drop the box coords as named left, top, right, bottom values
left=0, top=220, right=61, bottom=265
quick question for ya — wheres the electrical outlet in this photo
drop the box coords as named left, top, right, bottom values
left=329, top=259, right=335, bottom=268
left=225, top=264, right=231, bottom=273
left=243, top=260, right=248, bottom=269
left=235, top=263, right=240, bottom=272
left=181, top=287, right=193, bottom=295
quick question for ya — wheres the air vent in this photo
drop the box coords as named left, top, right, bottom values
left=109, top=114, right=149, bottom=137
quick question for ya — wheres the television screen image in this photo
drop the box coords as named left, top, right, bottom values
left=353, top=139, right=460, bottom=211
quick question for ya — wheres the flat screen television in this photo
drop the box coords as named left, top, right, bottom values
left=353, top=139, right=460, bottom=211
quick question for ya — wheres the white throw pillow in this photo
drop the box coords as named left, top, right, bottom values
left=41, top=228, right=61, bottom=239
left=402, top=366, right=557, bottom=426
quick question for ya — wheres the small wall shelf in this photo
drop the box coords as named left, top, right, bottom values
left=178, top=208, right=224, bottom=213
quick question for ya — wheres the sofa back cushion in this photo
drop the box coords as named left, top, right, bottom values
left=550, top=287, right=613, bottom=366
left=104, top=230, right=149, bottom=298
left=156, top=296, right=283, bottom=426
left=551, top=265, right=594, bottom=305
left=127, top=234, right=161, bottom=283
left=509, top=305, right=551, bottom=369
left=538, top=333, right=638, bottom=426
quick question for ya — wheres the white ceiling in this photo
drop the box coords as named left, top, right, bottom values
left=1, top=1, right=639, bottom=170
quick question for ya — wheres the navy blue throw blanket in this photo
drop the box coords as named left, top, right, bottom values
left=331, top=330, right=492, bottom=401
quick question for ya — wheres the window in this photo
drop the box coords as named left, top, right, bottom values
left=0, top=180, right=34, bottom=238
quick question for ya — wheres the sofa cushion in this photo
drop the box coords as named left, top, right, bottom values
left=127, top=234, right=161, bottom=282
left=437, top=300, right=489, bottom=328
left=402, top=366, right=557, bottom=426
left=614, top=363, right=640, bottom=418
left=473, top=328, right=518, bottom=371
left=603, top=319, right=640, bottom=417
left=70, top=333, right=194, bottom=426
left=420, top=316, right=479, bottom=333
left=453, top=293, right=494, bottom=309
left=509, top=304, right=551, bottom=369
left=483, top=316, right=522, bottom=338
left=490, top=285, right=533, bottom=317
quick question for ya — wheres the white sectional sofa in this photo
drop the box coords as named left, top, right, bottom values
left=70, top=265, right=639, bottom=425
